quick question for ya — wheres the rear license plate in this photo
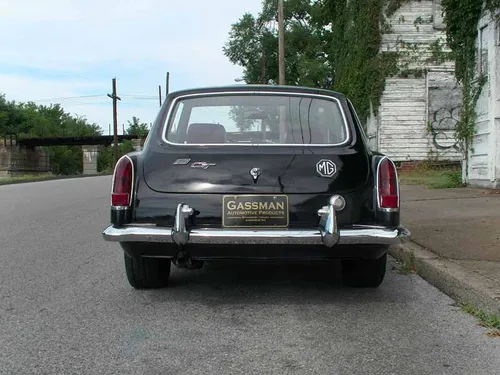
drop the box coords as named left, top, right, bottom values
left=222, top=195, right=289, bottom=228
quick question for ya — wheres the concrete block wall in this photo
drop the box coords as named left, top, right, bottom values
left=0, top=142, right=51, bottom=177
left=82, top=146, right=99, bottom=175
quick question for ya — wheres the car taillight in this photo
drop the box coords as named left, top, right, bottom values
left=112, top=157, right=133, bottom=207
left=378, top=157, right=399, bottom=209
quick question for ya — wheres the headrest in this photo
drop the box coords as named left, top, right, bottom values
left=286, top=127, right=326, bottom=144
left=186, top=123, right=226, bottom=144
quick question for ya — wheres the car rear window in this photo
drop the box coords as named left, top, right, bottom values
left=163, top=93, right=349, bottom=145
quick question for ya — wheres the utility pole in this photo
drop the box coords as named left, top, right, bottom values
left=107, top=78, right=121, bottom=165
left=278, top=0, right=286, bottom=142
left=261, top=48, right=266, bottom=84
left=158, top=85, right=162, bottom=107
left=166, top=72, right=170, bottom=96
left=278, top=0, right=285, bottom=85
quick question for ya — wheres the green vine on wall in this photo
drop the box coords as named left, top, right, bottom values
left=441, top=0, right=498, bottom=163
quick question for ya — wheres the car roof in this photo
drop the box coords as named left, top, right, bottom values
left=166, top=84, right=347, bottom=100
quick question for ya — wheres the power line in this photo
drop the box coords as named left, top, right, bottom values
left=119, top=94, right=158, bottom=98
left=31, top=94, right=107, bottom=102
left=30, top=94, right=159, bottom=102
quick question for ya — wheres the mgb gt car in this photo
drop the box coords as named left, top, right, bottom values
left=102, top=84, right=410, bottom=289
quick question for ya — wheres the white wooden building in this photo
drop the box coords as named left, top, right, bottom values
left=367, top=0, right=462, bottom=163
left=467, top=5, right=500, bottom=189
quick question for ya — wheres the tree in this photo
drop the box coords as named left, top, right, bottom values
left=125, top=116, right=149, bottom=137
left=224, top=0, right=401, bottom=124
left=0, top=94, right=31, bottom=140
left=223, top=0, right=330, bottom=87
left=0, top=92, right=105, bottom=174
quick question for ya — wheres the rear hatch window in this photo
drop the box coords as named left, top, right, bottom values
left=163, top=93, right=349, bottom=146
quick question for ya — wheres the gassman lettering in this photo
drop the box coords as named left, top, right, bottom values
left=226, top=201, right=285, bottom=211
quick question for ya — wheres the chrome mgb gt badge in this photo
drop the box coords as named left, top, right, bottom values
left=191, top=162, right=216, bottom=170
left=316, top=159, right=337, bottom=177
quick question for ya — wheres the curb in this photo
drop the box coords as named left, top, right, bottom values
left=389, top=240, right=500, bottom=315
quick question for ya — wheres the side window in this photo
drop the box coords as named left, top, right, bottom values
left=347, top=99, right=370, bottom=147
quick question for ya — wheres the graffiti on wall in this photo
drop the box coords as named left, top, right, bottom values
left=428, top=105, right=461, bottom=151
left=427, top=72, right=462, bottom=157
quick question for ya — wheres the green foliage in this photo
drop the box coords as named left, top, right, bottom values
left=48, top=146, right=84, bottom=175
left=399, top=163, right=463, bottom=189
left=97, top=140, right=134, bottom=173
left=441, top=0, right=492, bottom=166
left=0, top=92, right=146, bottom=175
left=461, top=303, right=500, bottom=336
left=97, top=118, right=145, bottom=172
left=224, top=0, right=404, bottom=124
left=0, top=173, right=56, bottom=185
left=428, top=38, right=453, bottom=65
left=223, top=0, right=330, bottom=87
left=0, top=93, right=103, bottom=175
left=385, top=0, right=410, bottom=17
left=125, top=116, right=149, bottom=137
left=0, top=94, right=30, bottom=138
left=427, top=169, right=463, bottom=189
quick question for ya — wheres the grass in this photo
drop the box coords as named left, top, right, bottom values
left=460, top=303, right=500, bottom=337
left=0, top=173, right=57, bottom=185
left=399, top=251, right=417, bottom=274
left=398, top=163, right=464, bottom=189
left=0, top=171, right=112, bottom=185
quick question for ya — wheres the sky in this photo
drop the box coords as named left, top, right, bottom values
left=0, top=0, right=262, bottom=135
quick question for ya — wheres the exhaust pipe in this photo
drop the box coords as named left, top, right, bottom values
left=173, top=250, right=190, bottom=267
left=172, top=250, right=204, bottom=269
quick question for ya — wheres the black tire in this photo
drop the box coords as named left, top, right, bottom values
left=124, top=253, right=171, bottom=289
left=341, top=252, right=387, bottom=288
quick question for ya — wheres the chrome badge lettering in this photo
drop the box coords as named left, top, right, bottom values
left=173, top=158, right=191, bottom=165
left=191, top=162, right=216, bottom=170
left=316, top=159, right=337, bottom=177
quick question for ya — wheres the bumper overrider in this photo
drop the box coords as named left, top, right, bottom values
left=103, top=197, right=410, bottom=247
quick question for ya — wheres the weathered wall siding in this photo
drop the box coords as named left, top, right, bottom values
left=382, top=0, right=454, bottom=71
left=426, top=71, right=462, bottom=160
left=468, top=8, right=500, bottom=188
left=378, top=78, right=429, bottom=160
left=374, top=0, right=461, bottom=162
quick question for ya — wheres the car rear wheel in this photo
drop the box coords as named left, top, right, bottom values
left=124, top=253, right=171, bottom=289
left=341, top=252, right=387, bottom=288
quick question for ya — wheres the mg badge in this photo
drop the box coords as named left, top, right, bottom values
left=316, top=159, right=337, bottom=177
left=249, top=167, right=261, bottom=183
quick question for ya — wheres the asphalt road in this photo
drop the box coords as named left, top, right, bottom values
left=1, top=176, right=499, bottom=375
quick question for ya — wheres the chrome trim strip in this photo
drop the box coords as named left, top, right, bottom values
left=111, top=206, right=130, bottom=211
left=102, top=225, right=410, bottom=246
left=160, top=91, right=352, bottom=147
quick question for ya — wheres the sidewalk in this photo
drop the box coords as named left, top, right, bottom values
left=389, top=184, right=500, bottom=315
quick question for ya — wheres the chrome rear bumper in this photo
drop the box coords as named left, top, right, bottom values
left=102, top=224, right=410, bottom=246
left=104, top=200, right=409, bottom=247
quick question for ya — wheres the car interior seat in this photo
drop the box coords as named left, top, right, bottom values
left=186, top=123, right=226, bottom=144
